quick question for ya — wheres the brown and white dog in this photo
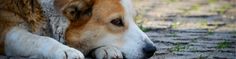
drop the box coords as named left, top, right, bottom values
left=0, top=0, right=156, bottom=59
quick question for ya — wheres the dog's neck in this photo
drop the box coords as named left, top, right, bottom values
left=38, top=0, right=69, bottom=44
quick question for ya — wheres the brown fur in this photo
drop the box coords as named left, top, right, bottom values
left=54, top=0, right=127, bottom=54
left=0, top=0, right=44, bottom=32
left=0, top=0, right=127, bottom=56
left=0, top=0, right=44, bottom=54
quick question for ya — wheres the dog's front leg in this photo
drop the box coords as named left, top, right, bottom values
left=93, top=46, right=123, bottom=59
left=5, top=27, right=84, bottom=59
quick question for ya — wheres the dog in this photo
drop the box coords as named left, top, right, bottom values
left=0, top=0, right=156, bottom=59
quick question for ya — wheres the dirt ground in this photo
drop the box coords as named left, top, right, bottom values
left=133, top=0, right=236, bottom=59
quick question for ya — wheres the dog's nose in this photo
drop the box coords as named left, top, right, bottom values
left=142, top=44, right=156, bottom=58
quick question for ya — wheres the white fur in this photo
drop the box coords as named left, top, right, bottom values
left=94, top=46, right=123, bottom=59
left=5, top=26, right=84, bottom=59
left=92, top=0, right=154, bottom=58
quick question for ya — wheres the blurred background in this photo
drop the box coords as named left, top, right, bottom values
left=133, top=0, right=236, bottom=59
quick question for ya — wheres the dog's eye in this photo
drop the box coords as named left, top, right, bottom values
left=111, top=18, right=124, bottom=27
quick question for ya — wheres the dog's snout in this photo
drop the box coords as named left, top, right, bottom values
left=142, top=44, right=156, bottom=58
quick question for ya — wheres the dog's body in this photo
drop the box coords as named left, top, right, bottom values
left=0, top=0, right=156, bottom=59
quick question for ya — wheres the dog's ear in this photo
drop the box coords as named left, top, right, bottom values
left=54, top=0, right=93, bottom=20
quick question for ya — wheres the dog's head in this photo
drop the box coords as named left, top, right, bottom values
left=54, top=0, right=156, bottom=58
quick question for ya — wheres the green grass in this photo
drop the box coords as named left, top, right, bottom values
left=191, top=38, right=198, bottom=43
left=190, top=4, right=200, bottom=11
left=171, top=22, right=179, bottom=29
left=179, top=8, right=190, bottom=14
left=170, top=22, right=179, bottom=37
left=135, top=12, right=144, bottom=25
left=198, top=54, right=206, bottom=59
left=170, top=32, right=178, bottom=37
left=139, top=25, right=150, bottom=32
left=200, top=20, right=208, bottom=26
left=208, top=0, right=218, bottom=4
left=207, top=29, right=214, bottom=35
left=135, top=11, right=150, bottom=32
left=217, top=40, right=231, bottom=49
left=165, top=0, right=179, bottom=3
left=233, top=31, right=236, bottom=35
left=213, top=4, right=233, bottom=14
left=170, top=43, right=188, bottom=52
left=179, top=4, right=201, bottom=15
left=233, top=31, right=236, bottom=34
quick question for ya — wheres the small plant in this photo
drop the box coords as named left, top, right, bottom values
left=179, top=8, right=190, bottom=14
left=191, top=38, right=198, bottom=43
left=135, top=10, right=150, bottom=32
left=207, top=29, right=214, bottom=35
left=171, top=22, right=179, bottom=29
left=190, top=4, right=200, bottom=11
left=233, top=31, right=236, bottom=34
left=233, top=31, right=236, bottom=35
left=199, top=20, right=209, bottom=29
left=165, top=0, right=178, bottom=3
left=213, top=4, right=233, bottom=14
left=200, top=20, right=208, bottom=26
left=208, top=0, right=218, bottom=4
left=179, top=4, right=201, bottom=15
left=170, top=32, right=178, bottom=37
left=170, top=43, right=186, bottom=52
left=135, top=12, right=144, bottom=26
left=198, top=54, right=206, bottom=59
left=139, top=25, right=150, bottom=32
left=217, top=40, right=230, bottom=49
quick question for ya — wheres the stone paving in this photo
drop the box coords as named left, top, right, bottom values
left=148, top=28, right=236, bottom=59
left=133, top=0, right=236, bottom=59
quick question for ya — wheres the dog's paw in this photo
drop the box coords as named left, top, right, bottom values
left=50, top=47, right=84, bottom=59
left=93, top=46, right=123, bottom=59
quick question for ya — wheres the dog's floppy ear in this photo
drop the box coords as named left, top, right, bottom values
left=54, top=0, right=93, bottom=20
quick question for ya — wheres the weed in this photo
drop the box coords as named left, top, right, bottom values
left=165, top=0, right=179, bottom=3
left=216, top=40, right=230, bottom=49
left=135, top=10, right=150, bottom=32
left=179, top=8, right=190, bottom=15
left=135, top=12, right=144, bottom=26
left=208, top=0, right=218, bottom=4
left=171, top=22, right=179, bottom=29
left=198, top=54, right=206, bottom=59
left=179, top=4, right=201, bottom=15
left=233, top=31, right=236, bottom=36
left=200, top=21, right=208, bottom=26
left=213, top=4, right=233, bottom=14
left=171, top=32, right=178, bottom=37
left=191, top=38, right=198, bottom=43
left=139, top=25, right=150, bottom=32
left=190, top=4, right=200, bottom=11
left=200, top=20, right=208, bottom=28
left=170, top=43, right=186, bottom=52
left=207, top=29, right=214, bottom=35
